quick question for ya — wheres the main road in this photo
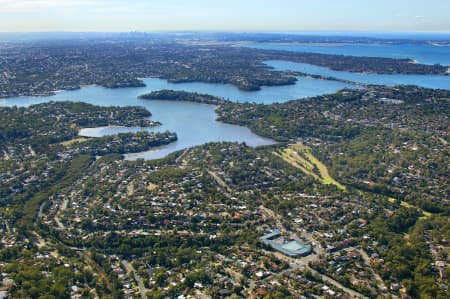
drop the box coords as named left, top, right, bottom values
left=122, top=260, right=149, bottom=299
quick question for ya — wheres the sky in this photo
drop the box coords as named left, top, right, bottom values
left=0, top=0, right=449, bottom=32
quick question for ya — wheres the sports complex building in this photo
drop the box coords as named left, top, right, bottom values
left=260, top=229, right=312, bottom=257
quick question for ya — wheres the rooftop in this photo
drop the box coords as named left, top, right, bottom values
left=260, top=230, right=312, bottom=257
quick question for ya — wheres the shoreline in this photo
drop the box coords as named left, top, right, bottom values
left=78, top=125, right=158, bottom=138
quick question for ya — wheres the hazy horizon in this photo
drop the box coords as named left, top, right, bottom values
left=1, top=0, right=449, bottom=32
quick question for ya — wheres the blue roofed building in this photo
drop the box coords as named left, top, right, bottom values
left=260, top=229, right=312, bottom=257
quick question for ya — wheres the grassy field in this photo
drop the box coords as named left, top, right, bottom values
left=60, top=137, right=89, bottom=146
left=388, top=197, right=432, bottom=218
left=147, top=182, right=159, bottom=191
left=275, top=143, right=346, bottom=191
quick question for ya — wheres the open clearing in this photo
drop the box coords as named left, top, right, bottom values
left=60, top=137, right=89, bottom=146
left=275, top=143, right=346, bottom=191
left=388, top=197, right=432, bottom=218
left=147, top=182, right=159, bottom=191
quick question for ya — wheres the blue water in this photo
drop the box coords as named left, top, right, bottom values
left=2, top=79, right=294, bottom=159
left=2, top=48, right=449, bottom=159
left=1, top=76, right=357, bottom=159
left=1, top=77, right=352, bottom=106
left=77, top=101, right=275, bottom=160
left=266, top=60, right=450, bottom=90
left=264, top=31, right=450, bottom=41
left=245, top=43, right=450, bottom=66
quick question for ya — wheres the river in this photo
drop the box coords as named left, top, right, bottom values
left=2, top=43, right=449, bottom=159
